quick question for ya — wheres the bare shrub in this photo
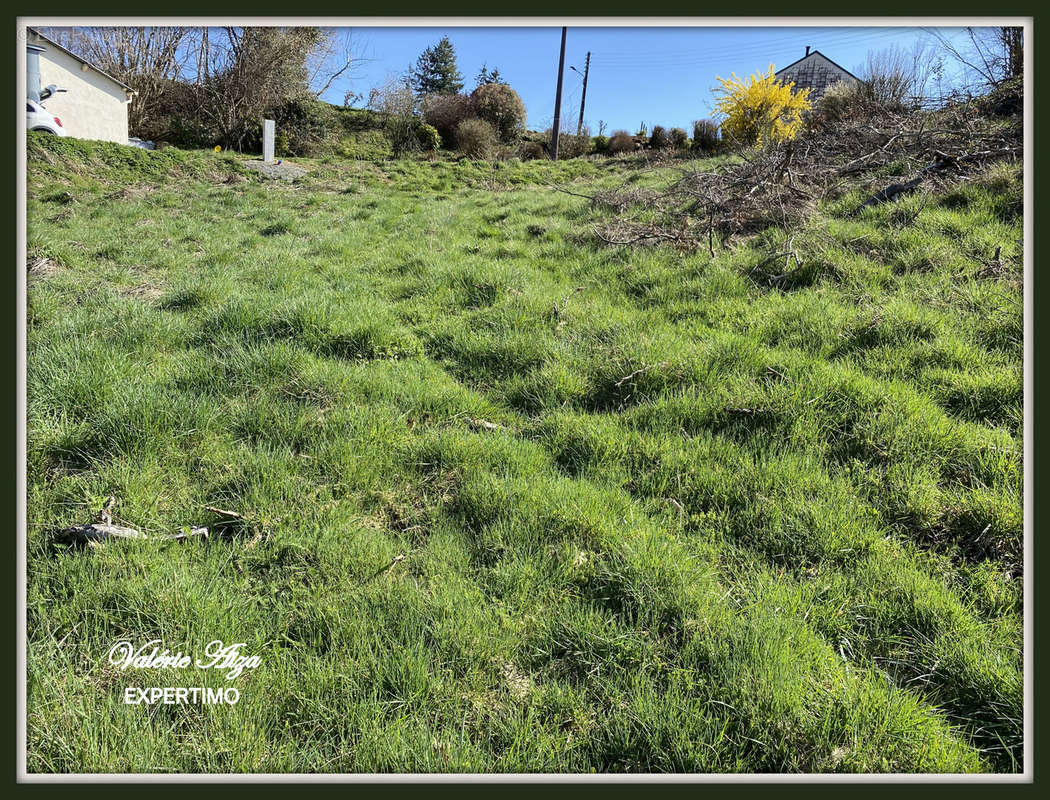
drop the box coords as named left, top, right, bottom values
left=370, top=77, right=421, bottom=156
left=669, top=127, right=689, bottom=149
left=518, top=140, right=546, bottom=160
left=818, top=80, right=872, bottom=122
left=546, top=125, right=591, bottom=159
left=455, top=118, right=498, bottom=159
left=202, top=29, right=333, bottom=150
left=422, top=93, right=474, bottom=147
left=856, top=41, right=937, bottom=110
left=928, top=26, right=1023, bottom=91
left=608, top=130, right=636, bottom=155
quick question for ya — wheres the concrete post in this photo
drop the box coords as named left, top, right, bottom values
left=262, top=119, right=275, bottom=163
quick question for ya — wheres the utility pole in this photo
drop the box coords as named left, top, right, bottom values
left=551, top=26, right=567, bottom=161
left=576, top=51, right=591, bottom=136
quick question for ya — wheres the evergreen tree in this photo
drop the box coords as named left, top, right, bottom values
left=411, top=36, right=464, bottom=95
left=475, top=63, right=505, bottom=88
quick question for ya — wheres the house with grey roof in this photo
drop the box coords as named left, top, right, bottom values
left=774, top=47, right=860, bottom=101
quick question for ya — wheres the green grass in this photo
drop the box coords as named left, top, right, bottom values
left=25, top=133, right=1023, bottom=773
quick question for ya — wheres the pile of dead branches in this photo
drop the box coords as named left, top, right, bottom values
left=583, top=85, right=1022, bottom=251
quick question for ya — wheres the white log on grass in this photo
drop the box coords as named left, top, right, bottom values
left=59, top=523, right=209, bottom=544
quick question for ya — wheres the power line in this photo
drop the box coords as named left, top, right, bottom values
left=591, top=33, right=901, bottom=70
left=563, top=83, right=582, bottom=117
left=589, top=27, right=911, bottom=69
left=588, top=26, right=916, bottom=62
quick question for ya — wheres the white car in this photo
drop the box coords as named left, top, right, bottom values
left=26, top=98, right=66, bottom=136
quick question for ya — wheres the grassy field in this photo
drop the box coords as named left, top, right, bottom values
left=25, top=133, right=1023, bottom=773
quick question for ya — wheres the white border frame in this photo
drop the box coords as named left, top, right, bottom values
left=16, top=15, right=1034, bottom=783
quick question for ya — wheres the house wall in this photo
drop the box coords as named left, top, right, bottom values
left=29, top=35, right=131, bottom=143
left=775, top=53, right=857, bottom=101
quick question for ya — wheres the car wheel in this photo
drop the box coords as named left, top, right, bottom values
left=31, top=128, right=57, bottom=134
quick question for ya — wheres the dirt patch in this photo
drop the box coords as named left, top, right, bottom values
left=500, top=661, right=533, bottom=701
left=108, top=185, right=156, bottom=202
left=120, top=283, right=164, bottom=302
left=27, top=255, right=60, bottom=282
left=241, top=160, right=308, bottom=182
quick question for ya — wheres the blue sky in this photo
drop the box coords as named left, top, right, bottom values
left=323, top=25, right=973, bottom=133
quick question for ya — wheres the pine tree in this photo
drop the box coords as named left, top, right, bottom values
left=411, top=36, right=464, bottom=96
left=475, top=63, right=505, bottom=88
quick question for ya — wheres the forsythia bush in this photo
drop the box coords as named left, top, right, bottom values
left=714, top=65, right=812, bottom=146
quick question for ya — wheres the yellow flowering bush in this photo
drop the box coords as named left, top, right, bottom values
left=714, top=65, right=812, bottom=146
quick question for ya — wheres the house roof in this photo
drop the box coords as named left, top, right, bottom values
left=774, top=50, right=861, bottom=83
left=26, top=27, right=136, bottom=94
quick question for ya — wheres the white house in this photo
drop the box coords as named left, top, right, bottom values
left=26, top=28, right=136, bottom=144
left=775, top=48, right=859, bottom=101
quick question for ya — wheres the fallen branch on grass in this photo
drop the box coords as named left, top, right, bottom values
left=58, top=523, right=209, bottom=544
left=854, top=147, right=1017, bottom=214
left=545, top=183, right=596, bottom=202
left=768, top=252, right=810, bottom=288
left=614, top=362, right=670, bottom=388
left=854, top=175, right=927, bottom=212
left=204, top=505, right=243, bottom=519
left=469, top=418, right=504, bottom=432
left=615, top=365, right=653, bottom=388
left=363, top=553, right=406, bottom=583
left=586, top=85, right=1021, bottom=252
left=57, top=496, right=210, bottom=545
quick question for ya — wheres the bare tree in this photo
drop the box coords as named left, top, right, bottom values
left=856, top=39, right=942, bottom=109
left=305, top=28, right=369, bottom=99
left=40, top=26, right=192, bottom=131
left=926, top=26, right=1023, bottom=91
left=367, top=75, right=421, bottom=155
left=194, top=26, right=322, bottom=149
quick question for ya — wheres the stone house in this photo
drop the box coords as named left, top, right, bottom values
left=774, top=47, right=860, bottom=102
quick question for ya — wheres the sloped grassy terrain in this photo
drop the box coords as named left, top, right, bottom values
left=26, top=133, right=1022, bottom=773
